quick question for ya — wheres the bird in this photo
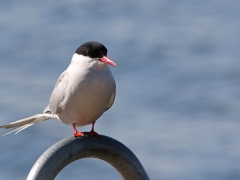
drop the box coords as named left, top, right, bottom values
left=0, top=41, right=117, bottom=137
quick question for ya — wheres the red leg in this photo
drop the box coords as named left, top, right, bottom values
left=72, top=124, right=84, bottom=137
left=72, top=122, right=99, bottom=137
left=84, top=121, right=99, bottom=137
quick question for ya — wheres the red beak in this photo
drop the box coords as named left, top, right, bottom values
left=100, top=56, right=117, bottom=67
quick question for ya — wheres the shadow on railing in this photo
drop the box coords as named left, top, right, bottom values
left=27, top=135, right=150, bottom=180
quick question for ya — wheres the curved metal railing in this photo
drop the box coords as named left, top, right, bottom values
left=27, top=135, right=150, bottom=180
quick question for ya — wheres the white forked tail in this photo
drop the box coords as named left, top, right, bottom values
left=0, top=113, right=56, bottom=136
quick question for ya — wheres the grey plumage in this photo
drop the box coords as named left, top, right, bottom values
left=0, top=41, right=116, bottom=136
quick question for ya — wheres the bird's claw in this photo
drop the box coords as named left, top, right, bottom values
left=84, top=130, right=99, bottom=138
left=73, top=131, right=99, bottom=138
left=73, top=131, right=85, bottom=137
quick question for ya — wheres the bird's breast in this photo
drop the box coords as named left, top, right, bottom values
left=55, top=65, right=115, bottom=126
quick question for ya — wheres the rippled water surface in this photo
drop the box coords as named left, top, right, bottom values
left=0, top=1, right=240, bottom=179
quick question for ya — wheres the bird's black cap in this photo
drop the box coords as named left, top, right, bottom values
left=75, top=41, right=108, bottom=58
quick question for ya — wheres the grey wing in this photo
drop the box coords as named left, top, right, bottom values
left=105, top=80, right=116, bottom=111
left=105, top=92, right=116, bottom=111
left=48, top=71, right=69, bottom=114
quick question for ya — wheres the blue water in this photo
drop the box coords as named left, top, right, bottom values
left=0, top=0, right=240, bottom=179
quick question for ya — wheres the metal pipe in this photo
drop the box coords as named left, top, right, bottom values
left=27, top=135, right=150, bottom=180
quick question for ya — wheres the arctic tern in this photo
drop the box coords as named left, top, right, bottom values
left=0, top=41, right=117, bottom=137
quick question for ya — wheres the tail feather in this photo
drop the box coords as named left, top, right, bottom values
left=0, top=113, right=56, bottom=135
left=2, top=124, right=33, bottom=136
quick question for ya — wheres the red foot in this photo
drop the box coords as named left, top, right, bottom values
left=73, top=124, right=84, bottom=137
left=84, top=130, right=99, bottom=137
left=72, top=122, right=99, bottom=138
left=73, top=131, right=85, bottom=137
